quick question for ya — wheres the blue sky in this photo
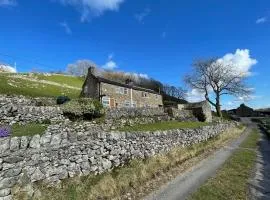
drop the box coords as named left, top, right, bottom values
left=0, top=0, right=269, bottom=109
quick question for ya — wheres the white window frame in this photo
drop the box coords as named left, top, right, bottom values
left=116, top=87, right=128, bottom=95
left=102, top=96, right=110, bottom=108
left=124, top=88, right=128, bottom=95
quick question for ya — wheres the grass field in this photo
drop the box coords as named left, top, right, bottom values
left=34, top=74, right=84, bottom=88
left=190, top=129, right=259, bottom=200
left=23, top=127, right=245, bottom=200
left=11, top=123, right=48, bottom=137
left=118, top=121, right=209, bottom=132
left=0, top=73, right=83, bottom=98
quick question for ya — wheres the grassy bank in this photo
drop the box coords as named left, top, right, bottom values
left=190, top=129, right=259, bottom=200
left=0, top=73, right=81, bottom=98
left=11, top=123, right=48, bottom=137
left=26, top=126, right=245, bottom=200
left=118, top=121, right=208, bottom=132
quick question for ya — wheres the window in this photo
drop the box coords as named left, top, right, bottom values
left=124, top=100, right=131, bottom=107
left=102, top=97, right=110, bottom=108
left=131, top=101, right=136, bottom=108
left=124, top=88, right=128, bottom=95
left=142, top=92, right=148, bottom=98
left=116, top=87, right=128, bottom=95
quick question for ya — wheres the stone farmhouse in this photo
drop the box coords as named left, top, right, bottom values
left=81, top=67, right=163, bottom=108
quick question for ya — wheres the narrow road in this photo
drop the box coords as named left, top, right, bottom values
left=144, top=125, right=251, bottom=200
left=249, top=128, right=270, bottom=200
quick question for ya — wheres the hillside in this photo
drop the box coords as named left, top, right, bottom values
left=0, top=73, right=84, bottom=98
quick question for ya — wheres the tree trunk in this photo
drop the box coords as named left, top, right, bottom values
left=216, top=105, right=222, bottom=118
left=215, top=94, right=223, bottom=118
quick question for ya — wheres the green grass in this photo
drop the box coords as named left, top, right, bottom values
left=0, top=73, right=81, bottom=98
left=118, top=121, right=209, bottom=132
left=190, top=129, right=259, bottom=200
left=25, top=127, right=245, bottom=200
left=34, top=74, right=84, bottom=88
left=11, top=123, right=48, bottom=137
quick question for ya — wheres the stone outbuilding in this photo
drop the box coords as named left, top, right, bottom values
left=177, top=101, right=212, bottom=122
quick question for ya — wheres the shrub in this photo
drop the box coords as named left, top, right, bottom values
left=57, top=96, right=71, bottom=105
left=62, top=98, right=104, bottom=121
left=0, top=126, right=11, bottom=138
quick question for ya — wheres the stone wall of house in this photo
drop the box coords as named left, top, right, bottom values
left=0, top=122, right=237, bottom=199
left=100, top=82, right=163, bottom=108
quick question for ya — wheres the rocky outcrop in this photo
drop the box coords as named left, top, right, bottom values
left=0, top=122, right=236, bottom=199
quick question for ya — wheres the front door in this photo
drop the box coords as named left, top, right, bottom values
left=110, top=98, right=115, bottom=108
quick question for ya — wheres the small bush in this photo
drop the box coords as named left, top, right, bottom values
left=62, top=98, right=104, bottom=121
left=57, top=96, right=71, bottom=105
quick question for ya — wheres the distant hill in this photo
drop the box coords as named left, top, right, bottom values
left=0, top=73, right=84, bottom=98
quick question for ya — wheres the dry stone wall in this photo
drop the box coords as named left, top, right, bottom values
left=105, top=107, right=168, bottom=119
left=0, top=122, right=236, bottom=199
left=0, top=105, right=64, bottom=125
left=0, top=95, right=56, bottom=107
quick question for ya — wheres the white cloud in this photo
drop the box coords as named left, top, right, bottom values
left=102, top=54, right=118, bottom=70
left=55, top=0, right=125, bottom=21
left=186, top=89, right=205, bottom=103
left=135, top=8, right=151, bottom=24
left=0, top=0, right=17, bottom=7
left=256, top=17, right=267, bottom=24
left=238, top=95, right=261, bottom=101
left=227, top=101, right=233, bottom=106
left=60, top=21, right=72, bottom=35
left=0, top=63, right=17, bottom=73
left=102, top=60, right=117, bottom=70
left=132, top=73, right=149, bottom=79
left=161, top=31, right=167, bottom=39
left=217, top=49, right=257, bottom=76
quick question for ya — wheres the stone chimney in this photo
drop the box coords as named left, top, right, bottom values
left=125, top=79, right=133, bottom=86
left=88, top=66, right=95, bottom=75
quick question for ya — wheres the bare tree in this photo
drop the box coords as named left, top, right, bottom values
left=162, top=84, right=186, bottom=99
left=185, top=58, right=251, bottom=117
left=66, top=60, right=96, bottom=77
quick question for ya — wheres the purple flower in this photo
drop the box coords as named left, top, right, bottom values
left=0, top=126, right=11, bottom=138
